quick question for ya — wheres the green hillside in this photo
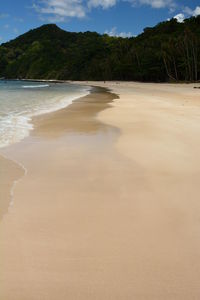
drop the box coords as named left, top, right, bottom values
left=0, top=16, right=200, bottom=82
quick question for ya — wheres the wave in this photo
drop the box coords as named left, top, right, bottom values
left=0, top=114, right=33, bottom=149
left=22, top=84, right=50, bottom=89
left=0, top=84, right=91, bottom=149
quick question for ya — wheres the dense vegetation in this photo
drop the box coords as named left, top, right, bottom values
left=0, top=16, right=200, bottom=82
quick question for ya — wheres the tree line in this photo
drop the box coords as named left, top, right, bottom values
left=0, top=16, right=200, bottom=82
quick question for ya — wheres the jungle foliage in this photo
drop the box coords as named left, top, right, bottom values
left=0, top=16, right=200, bottom=82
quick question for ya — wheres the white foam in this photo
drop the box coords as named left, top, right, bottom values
left=0, top=84, right=91, bottom=149
left=22, top=84, right=50, bottom=88
left=0, top=114, right=33, bottom=148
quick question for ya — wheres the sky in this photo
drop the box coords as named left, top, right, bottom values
left=0, top=0, right=200, bottom=43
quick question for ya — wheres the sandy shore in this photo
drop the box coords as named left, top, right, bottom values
left=0, top=155, right=24, bottom=219
left=1, top=82, right=200, bottom=299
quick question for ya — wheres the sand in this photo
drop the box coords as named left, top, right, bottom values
left=1, top=82, right=200, bottom=299
left=0, top=155, right=24, bottom=219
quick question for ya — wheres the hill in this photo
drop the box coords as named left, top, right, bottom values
left=0, top=17, right=200, bottom=82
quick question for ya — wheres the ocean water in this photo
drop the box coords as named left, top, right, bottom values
left=0, top=80, right=90, bottom=148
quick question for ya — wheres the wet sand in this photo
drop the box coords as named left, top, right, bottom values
left=0, top=155, right=24, bottom=220
left=1, top=82, right=200, bottom=299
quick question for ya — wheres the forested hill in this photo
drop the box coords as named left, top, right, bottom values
left=0, top=16, right=200, bottom=82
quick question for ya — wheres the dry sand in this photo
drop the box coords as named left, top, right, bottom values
left=1, top=82, right=200, bottom=299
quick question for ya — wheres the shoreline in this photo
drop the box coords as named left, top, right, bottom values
left=0, top=82, right=92, bottom=150
left=2, top=78, right=200, bottom=85
left=0, top=86, right=120, bottom=300
left=0, top=83, right=94, bottom=221
left=1, top=81, right=200, bottom=299
left=0, top=85, right=115, bottom=220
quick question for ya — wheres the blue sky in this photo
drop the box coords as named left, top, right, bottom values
left=0, top=0, right=200, bottom=43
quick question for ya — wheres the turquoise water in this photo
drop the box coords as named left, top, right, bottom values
left=0, top=80, right=90, bottom=148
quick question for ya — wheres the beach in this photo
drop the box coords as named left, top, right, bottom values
left=1, top=81, right=200, bottom=299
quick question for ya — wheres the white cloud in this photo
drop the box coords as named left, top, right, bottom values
left=88, top=0, right=116, bottom=9
left=105, top=27, right=132, bottom=38
left=183, top=6, right=200, bottom=17
left=193, top=6, right=200, bottom=16
left=129, top=0, right=176, bottom=9
left=30, top=0, right=200, bottom=24
left=175, top=5, right=200, bottom=23
left=33, top=0, right=179, bottom=21
left=183, top=6, right=193, bottom=15
left=33, top=0, right=86, bottom=21
left=174, top=13, right=184, bottom=23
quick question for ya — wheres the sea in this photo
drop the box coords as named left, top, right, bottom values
left=0, top=80, right=90, bottom=148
